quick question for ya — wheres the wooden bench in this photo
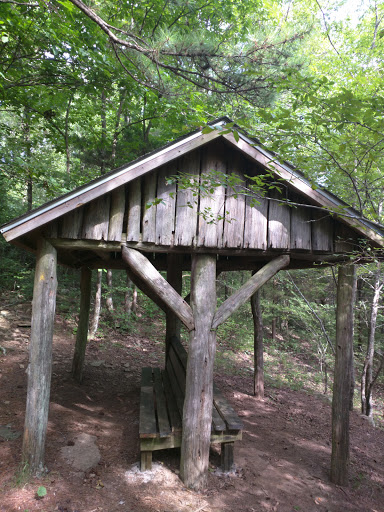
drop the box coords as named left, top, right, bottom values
left=139, top=336, right=243, bottom=471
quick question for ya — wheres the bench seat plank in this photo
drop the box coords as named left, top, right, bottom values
left=213, top=383, right=243, bottom=431
left=212, top=404, right=227, bottom=432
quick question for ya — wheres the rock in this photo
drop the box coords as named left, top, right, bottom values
left=0, top=425, right=21, bottom=440
left=61, top=433, right=101, bottom=471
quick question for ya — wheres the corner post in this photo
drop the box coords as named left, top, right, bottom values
left=180, top=254, right=217, bottom=490
left=165, top=254, right=183, bottom=359
left=71, top=266, right=92, bottom=383
left=22, top=238, right=57, bottom=474
left=331, top=263, right=356, bottom=485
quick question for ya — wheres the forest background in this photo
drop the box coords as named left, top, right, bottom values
left=1, top=0, right=384, bottom=426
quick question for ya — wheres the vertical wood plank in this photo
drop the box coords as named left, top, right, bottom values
left=61, top=208, right=84, bottom=239
left=268, top=191, right=290, bottom=249
left=197, top=144, right=226, bottom=248
left=222, top=152, right=246, bottom=248
left=290, top=204, right=312, bottom=250
left=180, top=254, right=217, bottom=491
left=22, top=238, right=57, bottom=474
left=82, top=196, right=111, bottom=241
left=174, top=151, right=200, bottom=247
left=312, top=210, right=333, bottom=252
left=335, top=223, right=359, bottom=253
left=108, top=186, right=126, bottom=242
left=244, top=181, right=268, bottom=249
left=331, top=263, right=356, bottom=486
left=142, top=172, right=157, bottom=243
left=43, top=220, right=59, bottom=239
left=71, top=267, right=92, bottom=384
left=127, top=179, right=141, bottom=242
left=156, top=164, right=177, bottom=246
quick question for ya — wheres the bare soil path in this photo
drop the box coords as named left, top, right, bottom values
left=1, top=295, right=384, bottom=512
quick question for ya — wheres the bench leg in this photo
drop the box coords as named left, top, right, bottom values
left=221, top=442, right=234, bottom=472
left=140, top=451, right=152, bottom=471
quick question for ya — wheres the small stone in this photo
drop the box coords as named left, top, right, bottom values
left=19, top=364, right=25, bottom=369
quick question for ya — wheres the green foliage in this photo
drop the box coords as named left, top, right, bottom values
left=36, top=486, right=47, bottom=498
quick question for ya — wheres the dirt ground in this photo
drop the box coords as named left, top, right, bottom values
left=1, top=295, right=384, bottom=512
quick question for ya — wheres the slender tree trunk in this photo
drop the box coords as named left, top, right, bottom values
left=72, top=267, right=92, bottom=384
left=23, top=108, right=33, bottom=211
left=361, top=262, right=382, bottom=419
left=64, top=93, right=73, bottom=174
left=100, top=90, right=107, bottom=175
left=89, top=270, right=102, bottom=338
left=124, top=272, right=134, bottom=314
left=251, top=288, right=264, bottom=399
left=356, top=278, right=364, bottom=352
left=106, top=269, right=114, bottom=313
left=330, top=263, right=356, bottom=486
left=111, top=88, right=126, bottom=164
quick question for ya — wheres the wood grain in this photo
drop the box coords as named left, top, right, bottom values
left=174, top=151, right=200, bottom=246
left=22, top=239, right=57, bottom=474
left=121, top=246, right=194, bottom=330
left=127, top=179, right=141, bottom=242
left=331, top=263, right=356, bottom=485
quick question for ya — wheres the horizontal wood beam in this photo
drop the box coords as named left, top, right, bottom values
left=48, top=238, right=122, bottom=252
left=212, top=255, right=290, bottom=329
left=121, top=246, right=195, bottom=331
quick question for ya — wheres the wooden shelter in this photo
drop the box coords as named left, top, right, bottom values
left=2, top=117, right=384, bottom=490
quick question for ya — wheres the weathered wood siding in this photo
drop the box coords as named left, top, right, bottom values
left=53, top=141, right=362, bottom=254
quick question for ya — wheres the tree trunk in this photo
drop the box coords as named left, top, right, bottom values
left=180, top=254, right=217, bottom=491
left=64, top=93, right=73, bottom=174
left=22, top=239, right=57, bottom=474
left=251, top=288, right=264, bottom=399
left=100, top=90, right=107, bottom=175
left=330, top=263, right=356, bottom=486
left=124, top=272, right=134, bottom=314
left=106, top=269, right=114, bottom=313
left=361, top=262, right=382, bottom=419
left=356, top=278, right=364, bottom=352
left=71, top=267, right=92, bottom=384
left=89, top=269, right=102, bottom=338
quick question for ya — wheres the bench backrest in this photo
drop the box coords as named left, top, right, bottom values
left=165, top=336, right=243, bottom=433
left=165, top=336, right=187, bottom=416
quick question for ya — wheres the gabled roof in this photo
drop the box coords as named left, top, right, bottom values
left=1, top=117, right=384, bottom=247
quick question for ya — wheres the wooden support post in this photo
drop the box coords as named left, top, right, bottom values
left=330, top=263, right=356, bottom=486
left=71, top=267, right=92, bottom=384
left=181, top=254, right=217, bottom=491
left=141, top=451, right=152, bottom=471
left=22, top=238, right=57, bottom=475
left=251, top=288, right=264, bottom=399
left=221, top=442, right=234, bottom=471
left=121, top=246, right=194, bottom=331
left=166, top=254, right=183, bottom=358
